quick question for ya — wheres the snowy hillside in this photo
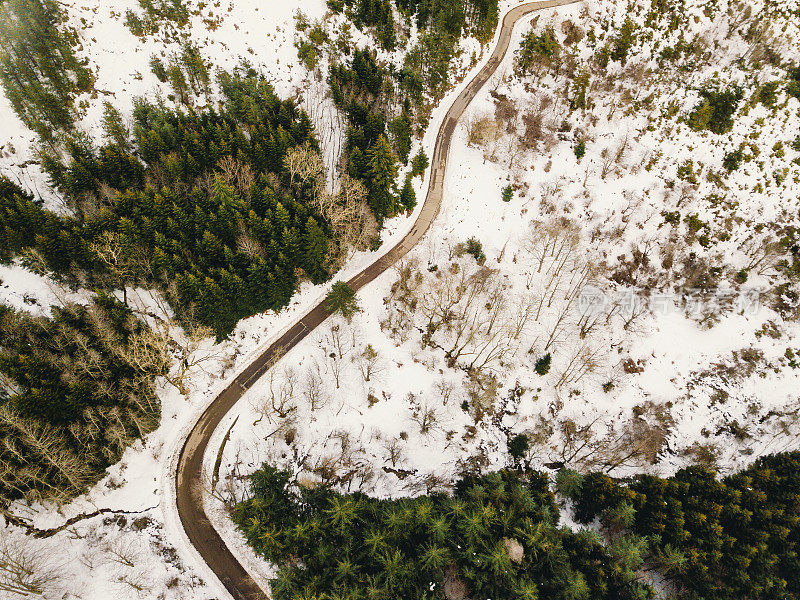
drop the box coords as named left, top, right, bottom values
left=215, top=0, right=800, bottom=504
left=1, top=0, right=800, bottom=598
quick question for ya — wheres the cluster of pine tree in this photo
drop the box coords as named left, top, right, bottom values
left=515, top=27, right=561, bottom=76
left=234, top=467, right=653, bottom=600
left=1, top=68, right=334, bottom=339
left=0, top=294, right=168, bottom=505
left=0, top=177, right=50, bottom=264
left=568, top=452, right=800, bottom=600
left=323, top=0, right=498, bottom=223
left=334, top=0, right=398, bottom=50
left=329, top=50, right=415, bottom=222
left=149, top=40, right=212, bottom=105
left=0, top=0, right=95, bottom=141
left=400, top=0, right=499, bottom=101
left=330, top=0, right=498, bottom=47
left=125, top=0, right=190, bottom=40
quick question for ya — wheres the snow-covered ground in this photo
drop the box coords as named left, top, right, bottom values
left=195, top=0, right=796, bottom=585
left=3, top=0, right=800, bottom=598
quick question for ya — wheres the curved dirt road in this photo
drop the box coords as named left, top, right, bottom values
left=175, top=1, right=581, bottom=598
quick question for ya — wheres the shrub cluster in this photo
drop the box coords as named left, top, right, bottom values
left=688, top=84, right=743, bottom=134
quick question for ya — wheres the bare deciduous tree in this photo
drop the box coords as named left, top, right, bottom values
left=321, top=321, right=357, bottom=389
left=236, top=226, right=265, bottom=259
left=120, top=314, right=217, bottom=397
left=384, top=437, right=405, bottom=468
left=554, top=344, right=603, bottom=389
left=217, top=156, right=255, bottom=197
left=303, top=361, right=327, bottom=411
left=465, top=113, right=503, bottom=160
left=102, top=537, right=143, bottom=568
left=256, top=366, right=298, bottom=422
left=0, top=405, right=93, bottom=503
left=0, top=528, right=62, bottom=596
left=554, top=401, right=674, bottom=472
left=356, top=343, right=383, bottom=382
left=315, top=175, right=378, bottom=266
left=435, top=379, right=455, bottom=406
left=284, top=142, right=325, bottom=193
left=90, top=231, right=154, bottom=306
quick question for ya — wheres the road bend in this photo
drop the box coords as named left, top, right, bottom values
left=174, top=1, right=582, bottom=598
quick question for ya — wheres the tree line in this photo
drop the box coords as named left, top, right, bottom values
left=234, top=466, right=653, bottom=600
left=235, top=452, right=800, bottom=600
left=565, top=451, right=800, bottom=600
left=329, top=48, right=417, bottom=223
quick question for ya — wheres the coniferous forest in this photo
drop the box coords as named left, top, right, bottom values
left=234, top=467, right=653, bottom=600
left=568, top=452, right=800, bottom=600
left=1, top=67, right=332, bottom=340
left=0, top=64, right=341, bottom=502
left=0, top=0, right=352, bottom=509
left=0, top=294, right=168, bottom=504
left=235, top=453, right=800, bottom=600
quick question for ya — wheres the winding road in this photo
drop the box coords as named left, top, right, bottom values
left=175, top=1, right=581, bottom=598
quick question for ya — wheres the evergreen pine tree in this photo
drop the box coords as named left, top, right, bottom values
left=366, top=134, right=398, bottom=221
left=534, top=353, right=551, bottom=375
left=282, top=226, right=302, bottom=266
left=325, top=281, right=360, bottom=319
left=399, top=175, right=416, bottom=211
left=508, top=434, right=530, bottom=462
left=303, top=217, right=329, bottom=282
left=389, top=110, right=413, bottom=164
left=102, top=102, right=130, bottom=149
left=410, top=149, right=429, bottom=179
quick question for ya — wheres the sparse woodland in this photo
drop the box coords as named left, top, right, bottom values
left=445, top=0, right=800, bottom=468
left=0, top=0, right=94, bottom=142
left=0, top=293, right=167, bottom=505
left=490, top=0, right=800, bottom=318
